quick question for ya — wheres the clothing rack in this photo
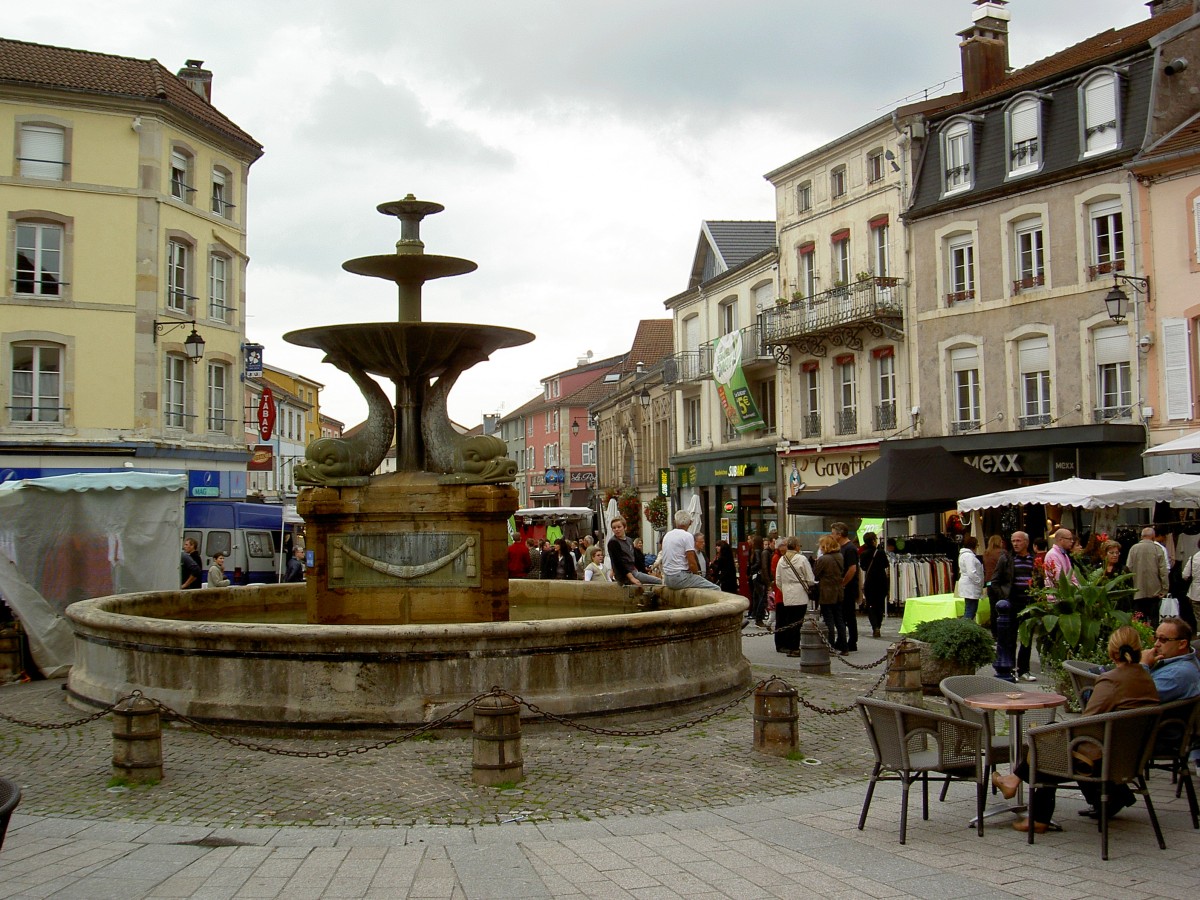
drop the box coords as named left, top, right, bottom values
left=885, top=550, right=955, bottom=608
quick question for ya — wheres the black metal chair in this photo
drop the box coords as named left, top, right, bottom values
left=1026, top=704, right=1165, bottom=860
left=1144, top=694, right=1200, bottom=829
left=0, top=777, right=21, bottom=853
left=856, top=696, right=986, bottom=844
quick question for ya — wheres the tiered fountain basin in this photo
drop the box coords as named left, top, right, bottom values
left=65, top=583, right=750, bottom=729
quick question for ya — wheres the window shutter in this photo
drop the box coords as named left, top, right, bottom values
left=951, top=346, right=978, bottom=372
left=1162, top=318, right=1192, bottom=420
left=20, top=125, right=64, bottom=178
left=1094, top=325, right=1128, bottom=365
left=1011, top=102, right=1037, bottom=143
left=1194, top=197, right=1200, bottom=264
left=1018, top=336, right=1049, bottom=373
left=1085, top=78, right=1116, bottom=129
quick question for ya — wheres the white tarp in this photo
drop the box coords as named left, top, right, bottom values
left=958, top=473, right=1200, bottom=514
left=0, top=472, right=185, bottom=677
left=1143, top=430, right=1200, bottom=457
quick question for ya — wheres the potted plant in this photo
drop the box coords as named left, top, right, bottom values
left=909, top=617, right=997, bottom=694
left=1018, top=568, right=1133, bottom=699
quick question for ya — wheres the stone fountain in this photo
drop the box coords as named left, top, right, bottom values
left=286, top=196, right=529, bottom=625
left=64, top=199, right=750, bottom=728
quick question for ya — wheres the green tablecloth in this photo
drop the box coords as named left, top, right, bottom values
left=899, top=593, right=990, bottom=634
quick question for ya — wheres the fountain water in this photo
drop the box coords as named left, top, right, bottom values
left=65, top=199, right=750, bottom=728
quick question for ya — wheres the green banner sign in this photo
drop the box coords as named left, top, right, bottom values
left=712, top=331, right=764, bottom=434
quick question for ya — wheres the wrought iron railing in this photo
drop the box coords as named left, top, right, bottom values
left=834, top=408, right=857, bottom=436
left=1093, top=405, right=1134, bottom=423
left=874, top=402, right=897, bottom=431
left=761, top=277, right=904, bottom=345
left=1018, top=413, right=1051, bottom=429
left=801, top=412, right=821, bottom=439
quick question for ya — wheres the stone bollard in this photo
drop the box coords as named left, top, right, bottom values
left=753, top=676, right=799, bottom=756
left=885, top=639, right=924, bottom=708
left=472, top=694, right=524, bottom=786
left=796, top=614, right=831, bottom=675
left=0, top=624, right=22, bottom=681
left=111, top=694, right=163, bottom=783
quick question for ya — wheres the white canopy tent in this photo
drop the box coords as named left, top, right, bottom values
left=958, top=473, right=1200, bottom=514
left=1143, top=430, right=1200, bottom=457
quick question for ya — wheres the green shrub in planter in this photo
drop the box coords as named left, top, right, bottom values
left=910, top=617, right=996, bottom=670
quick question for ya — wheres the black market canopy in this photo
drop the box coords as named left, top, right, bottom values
left=786, top=444, right=1009, bottom=518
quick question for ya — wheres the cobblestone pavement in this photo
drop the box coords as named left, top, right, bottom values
left=2, top=622, right=1198, bottom=898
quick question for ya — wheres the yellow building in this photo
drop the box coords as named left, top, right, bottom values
left=0, top=39, right=262, bottom=494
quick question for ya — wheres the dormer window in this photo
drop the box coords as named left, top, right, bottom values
left=941, top=119, right=974, bottom=196
left=1006, top=95, right=1043, bottom=177
left=1080, top=70, right=1122, bottom=156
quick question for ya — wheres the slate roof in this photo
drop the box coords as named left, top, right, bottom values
left=908, top=9, right=1191, bottom=219
left=0, top=37, right=262, bottom=155
left=689, top=221, right=776, bottom=289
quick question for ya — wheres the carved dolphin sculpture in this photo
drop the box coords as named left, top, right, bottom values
left=294, top=356, right=395, bottom=484
left=423, top=362, right=517, bottom=483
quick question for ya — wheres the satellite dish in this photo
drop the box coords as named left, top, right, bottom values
left=586, top=350, right=593, bottom=359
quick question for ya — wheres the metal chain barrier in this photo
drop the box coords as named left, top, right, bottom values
left=143, top=691, right=498, bottom=759
left=742, top=615, right=890, bottom=670
left=0, top=693, right=134, bottom=730
left=493, top=681, right=765, bottom=737
left=789, top=661, right=893, bottom=716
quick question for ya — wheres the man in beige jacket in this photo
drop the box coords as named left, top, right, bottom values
left=1126, top=526, right=1168, bottom=627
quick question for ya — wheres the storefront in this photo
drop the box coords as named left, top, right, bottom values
left=673, top=450, right=779, bottom=545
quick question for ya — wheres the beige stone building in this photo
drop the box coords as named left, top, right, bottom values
left=0, top=40, right=262, bottom=493
left=898, top=1, right=1198, bottom=529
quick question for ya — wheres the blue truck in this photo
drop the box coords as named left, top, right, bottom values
left=183, top=501, right=303, bottom=584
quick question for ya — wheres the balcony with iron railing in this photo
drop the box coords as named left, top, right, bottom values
left=834, top=408, right=857, bottom=436
left=1093, top=404, right=1134, bottom=423
left=662, top=322, right=773, bottom=386
left=801, top=411, right=821, bottom=439
left=760, top=276, right=905, bottom=361
left=1018, top=412, right=1051, bottom=429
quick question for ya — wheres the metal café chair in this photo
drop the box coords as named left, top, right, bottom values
left=0, top=777, right=21, bottom=853
left=856, top=696, right=986, bottom=844
left=1026, top=704, right=1165, bottom=860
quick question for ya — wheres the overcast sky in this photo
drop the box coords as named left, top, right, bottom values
left=10, top=0, right=1154, bottom=428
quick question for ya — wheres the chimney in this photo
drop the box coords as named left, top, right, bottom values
left=1146, top=0, right=1191, bottom=15
left=176, top=59, right=213, bottom=102
left=958, top=0, right=1011, bottom=97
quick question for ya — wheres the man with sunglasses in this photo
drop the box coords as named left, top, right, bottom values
left=1142, top=616, right=1200, bottom=701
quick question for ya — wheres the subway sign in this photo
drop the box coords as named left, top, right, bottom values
left=658, top=468, right=670, bottom=497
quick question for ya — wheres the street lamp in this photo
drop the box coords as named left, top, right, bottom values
left=638, top=387, right=651, bottom=408
left=571, top=418, right=580, bottom=437
left=1104, top=274, right=1150, bottom=324
left=152, top=319, right=206, bottom=362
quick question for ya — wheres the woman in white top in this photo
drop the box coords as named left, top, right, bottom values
left=583, top=547, right=609, bottom=582
left=774, top=536, right=815, bottom=655
left=957, top=535, right=985, bottom=622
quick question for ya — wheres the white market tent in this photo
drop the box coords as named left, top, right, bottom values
left=1143, top=430, right=1200, bottom=457
left=958, top=473, right=1200, bottom=514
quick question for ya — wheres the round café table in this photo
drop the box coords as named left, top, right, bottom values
left=964, top=690, right=1067, bottom=824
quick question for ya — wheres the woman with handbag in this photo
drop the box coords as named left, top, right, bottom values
left=774, top=536, right=814, bottom=655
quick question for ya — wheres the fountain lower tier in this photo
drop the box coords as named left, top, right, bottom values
left=64, top=583, right=751, bottom=729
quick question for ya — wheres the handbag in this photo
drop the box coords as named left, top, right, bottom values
left=1160, top=595, right=1181, bottom=618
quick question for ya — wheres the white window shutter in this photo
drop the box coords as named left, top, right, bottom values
left=1094, top=326, right=1128, bottom=365
left=1018, top=336, right=1050, bottom=373
left=1162, top=318, right=1192, bottom=420
left=1194, top=197, right=1200, bottom=265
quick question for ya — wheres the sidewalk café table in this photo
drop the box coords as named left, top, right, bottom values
left=964, top=689, right=1068, bottom=825
left=898, top=593, right=990, bottom=634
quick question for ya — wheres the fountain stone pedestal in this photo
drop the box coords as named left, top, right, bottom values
left=300, top=474, right=516, bottom=625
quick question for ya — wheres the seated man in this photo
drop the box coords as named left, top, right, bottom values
left=1143, top=616, right=1200, bottom=775
left=658, top=510, right=719, bottom=592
